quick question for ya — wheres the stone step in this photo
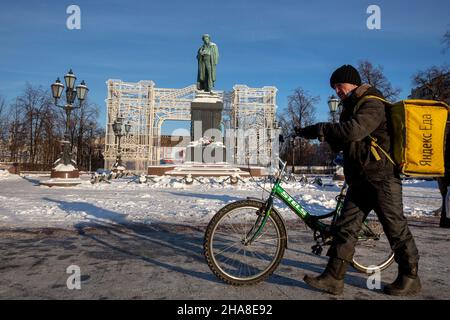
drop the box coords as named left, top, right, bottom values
left=148, top=164, right=267, bottom=177
left=165, top=167, right=250, bottom=177
left=170, top=167, right=243, bottom=172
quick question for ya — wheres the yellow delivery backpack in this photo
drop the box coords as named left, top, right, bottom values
left=355, top=96, right=450, bottom=177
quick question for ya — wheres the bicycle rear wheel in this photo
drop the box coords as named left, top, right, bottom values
left=204, top=200, right=287, bottom=285
left=351, top=211, right=395, bottom=273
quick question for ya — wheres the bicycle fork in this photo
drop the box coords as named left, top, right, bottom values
left=243, top=197, right=274, bottom=246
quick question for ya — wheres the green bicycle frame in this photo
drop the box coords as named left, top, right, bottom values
left=245, top=174, right=386, bottom=247
left=246, top=179, right=345, bottom=244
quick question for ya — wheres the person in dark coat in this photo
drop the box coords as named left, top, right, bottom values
left=438, top=112, right=450, bottom=228
left=295, top=64, right=421, bottom=296
left=438, top=178, right=450, bottom=227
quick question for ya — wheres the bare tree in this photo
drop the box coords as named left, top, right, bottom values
left=48, top=95, right=101, bottom=171
left=69, top=98, right=100, bottom=170
left=7, top=84, right=67, bottom=169
left=45, top=95, right=101, bottom=171
left=1, top=84, right=104, bottom=170
left=7, top=99, right=27, bottom=163
left=0, top=95, right=5, bottom=116
left=0, top=95, right=6, bottom=140
left=42, top=98, right=103, bottom=171
left=40, top=103, right=63, bottom=168
left=443, top=26, right=450, bottom=52
left=0, top=95, right=8, bottom=161
left=412, top=64, right=450, bottom=102
left=278, top=88, right=319, bottom=168
left=14, top=84, right=55, bottom=166
left=283, top=88, right=318, bottom=130
left=357, top=60, right=401, bottom=101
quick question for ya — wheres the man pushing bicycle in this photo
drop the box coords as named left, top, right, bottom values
left=295, top=65, right=421, bottom=296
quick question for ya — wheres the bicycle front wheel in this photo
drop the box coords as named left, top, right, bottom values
left=351, top=211, right=395, bottom=273
left=204, top=200, right=287, bottom=285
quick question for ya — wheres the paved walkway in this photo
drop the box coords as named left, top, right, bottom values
left=0, top=218, right=448, bottom=300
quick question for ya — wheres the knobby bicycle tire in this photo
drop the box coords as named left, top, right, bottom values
left=204, top=200, right=287, bottom=286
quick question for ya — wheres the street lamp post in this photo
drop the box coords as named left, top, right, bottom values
left=290, top=136, right=295, bottom=174
left=88, top=123, right=94, bottom=173
left=327, top=95, right=345, bottom=182
left=45, top=69, right=88, bottom=184
left=327, top=95, right=340, bottom=124
left=112, top=114, right=131, bottom=172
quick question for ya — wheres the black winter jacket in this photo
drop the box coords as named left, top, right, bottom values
left=442, top=111, right=450, bottom=181
left=320, top=84, right=397, bottom=184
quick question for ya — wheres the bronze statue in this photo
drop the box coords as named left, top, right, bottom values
left=197, top=34, right=219, bottom=92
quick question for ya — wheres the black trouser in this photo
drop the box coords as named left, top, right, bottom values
left=327, top=176, right=419, bottom=268
left=438, top=176, right=450, bottom=220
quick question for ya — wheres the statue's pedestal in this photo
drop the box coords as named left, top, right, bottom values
left=190, top=92, right=223, bottom=137
left=50, top=169, right=80, bottom=179
left=163, top=163, right=250, bottom=178
left=189, top=92, right=225, bottom=163
left=41, top=163, right=82, bottom=187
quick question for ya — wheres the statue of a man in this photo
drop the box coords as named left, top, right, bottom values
left=197, top=34, right=219, bottom=93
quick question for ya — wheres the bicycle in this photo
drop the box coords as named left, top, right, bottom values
left=203, top=157, right=395, bottom=285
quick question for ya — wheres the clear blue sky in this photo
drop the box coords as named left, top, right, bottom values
left=0, top=0, right=449, bottom=134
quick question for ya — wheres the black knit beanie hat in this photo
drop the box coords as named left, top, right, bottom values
left=330, top=64, right=362, bottom=89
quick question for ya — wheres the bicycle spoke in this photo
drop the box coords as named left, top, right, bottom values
left=214, top=241, right=242, bottom=256
left=207, top=204, right=285, bottom=282
left=253, top=237, right=283, bottom=244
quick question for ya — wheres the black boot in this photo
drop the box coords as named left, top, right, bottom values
left=303, top=257, right=348, bottom=295
left=383, top=263, right=421, bottom=296
left=439, top=217, right=450, bottom=228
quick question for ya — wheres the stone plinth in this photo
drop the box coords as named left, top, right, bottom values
left=237, top=166, right=269, bottom=177
left=40, top=178, right=83, bottom=187
left=190, top=92, right=223, bottom=141
left=164, top=164, right=250, bottom=178
left=50, top=169, right=80, bottom=179
left=41, top=163, right=82, bottom=187
left=148, top=165, right=176, bottom=176
left=189, top=92, right=225, bottom=164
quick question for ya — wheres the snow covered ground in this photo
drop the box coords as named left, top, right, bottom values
left=0, top=170, right=442, bottom=229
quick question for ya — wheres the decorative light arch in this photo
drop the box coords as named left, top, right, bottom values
left=105, top=80, right=278, bottom=172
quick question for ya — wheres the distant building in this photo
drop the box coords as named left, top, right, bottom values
left=159, top=135, right=190, bottom=164
left=160, top=135, right=190, bottom=148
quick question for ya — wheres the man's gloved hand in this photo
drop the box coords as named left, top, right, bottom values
left=294, top=124, right=322, bottom=140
